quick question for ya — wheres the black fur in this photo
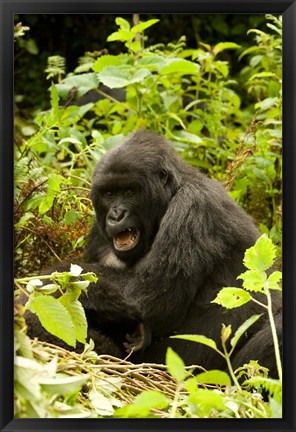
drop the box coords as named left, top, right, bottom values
left=22, top=130, right=282, bottom=377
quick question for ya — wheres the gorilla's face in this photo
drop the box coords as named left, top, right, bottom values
left=98, top=184, right=145, bottom=262
left=91, top=137, right=179, bottom=264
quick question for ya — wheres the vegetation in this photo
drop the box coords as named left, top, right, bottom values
left=14, top=15, right=282, bottom=418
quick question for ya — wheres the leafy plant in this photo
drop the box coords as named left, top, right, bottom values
left=15, top=264, right=97, bottom=347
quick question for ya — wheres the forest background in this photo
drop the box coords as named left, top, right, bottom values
left=14, top=14, right=282, bottom=419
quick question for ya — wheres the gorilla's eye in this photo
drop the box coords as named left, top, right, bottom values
left=124, top=188, right=134, bottom=197
left=160, top=169, right=168, bottom=184
left=104, top=191, right=113, bottom=198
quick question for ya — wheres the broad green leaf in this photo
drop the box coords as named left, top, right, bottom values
left=81, top=272, right=98, bottom=283
left=48, top=173, right=64, bottom=193
left=132, top=19, right=159, bottom=33
left=98, top=66, right=130, bottom=88
left=196, top=370, right=231, bottom=386
left=114, top=390, right=168, bottom=418
left=244, top=234, right=276, bottom=271
left=267, top=271, right=282, bottom=290
left=107, top=30, right=134, bottom=42
left=56, top=73, right=99, bottom=99
left=172, top=334, right=219, bottom=353
left=212, top=287, right=251, bottom=309
left=38, top=194, right=54, bottom=215
left=40, top=373, right=89, bottom=396
left=166, top=347, right=186, bottom=383
left=255, top=97, right=278, bottom=112
left=59, top=297, right=87, bottom=344
left=213, top=42, right=241, bottom=56
left=249, top=72, right=276, bottom=81
left=160, top=59, right=199, bottom=75
left=230, top=314, right=262, bottom=350
left=92, top=55, right=121, bottom=73
left=173, top=130, right=202, bottom=144
left=115, top=17, right=130, bottom=31
left=88, top=388, right=115, bottom=416
left=27, top=295, right=76, bottom=347
left=238, top=269, right=266, bottom=292
left=138, top=55, right=167, bottom=70
left=98, top=66, right=150, bottom=88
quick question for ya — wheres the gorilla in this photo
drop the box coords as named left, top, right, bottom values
left=21, top=130, right=282, bottom=377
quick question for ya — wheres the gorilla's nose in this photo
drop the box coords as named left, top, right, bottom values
left=107, top=207, right=127, bottom=225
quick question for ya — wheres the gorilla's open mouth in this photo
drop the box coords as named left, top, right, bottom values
left=113, top=228, right=140, bottom=251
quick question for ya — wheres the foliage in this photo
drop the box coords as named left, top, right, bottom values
left=14, top=15, right=282, bottom=418
left=15, top=264, right=97, bottom=347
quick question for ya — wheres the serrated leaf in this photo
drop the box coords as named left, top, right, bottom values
left=160, top=59, right=199, bottom=75
left=92, top=55, right=121, bottom=73
left=172, top=334, right=219, bottom=352
left=166, top=347, right=186, bottom=382
left=56, top=73, right=99, bottom=99
left=238, top=269, right=266, bottom=292
left=138, top=55, right=167, bottom=70
left=196, top=370, right=231, bottom=386
left=267, top=271, right=282, bottom=290
left=213, top=42, right=241, bottom=56
left=230, top=314, right=262, bottom=351
left=27, top=295, right=76, bottom=347
left=40, top=373, right=89, bottom=396
left=59, top=297, right=87, bottom=344
left=98, top=66, right=150, bottom=88
left=212, top=287, right=251, bottom=309
left=244, top=234, right=276, bottom=271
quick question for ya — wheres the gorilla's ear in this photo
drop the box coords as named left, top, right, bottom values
left=160, top=169, right=169, bottom=184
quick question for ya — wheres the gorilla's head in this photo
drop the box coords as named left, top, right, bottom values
left=91, top=130, right=183, bottom=263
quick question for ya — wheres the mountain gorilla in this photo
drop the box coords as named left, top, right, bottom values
left=22, top=130, right=282, bottom=377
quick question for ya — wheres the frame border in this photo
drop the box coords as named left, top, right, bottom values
left=1, top=1, right=295, bottom=431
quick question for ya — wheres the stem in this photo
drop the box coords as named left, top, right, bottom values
left=169, top=382, right=182, bottom=418
left=222, top=344, right=242, bottom=390
left=264, top=286, right=282, bottom=383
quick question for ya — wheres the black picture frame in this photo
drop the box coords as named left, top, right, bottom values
left=1, top=1, right=295, bottom=431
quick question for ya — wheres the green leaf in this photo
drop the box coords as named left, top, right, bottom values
left=244, top=234, right=276, bottom=271
left=172, top=334, right=219, bottom=353
left=40, top=373, right=89, bottom=396
left=27, top=295, right=76, bottom=347
left=230, top=314, right=262, bottom=351
left=98, top=66, right=150, bottom=88
left=114, top=390, right=168, bottom=418
left=213, top=42, right=241, bottom=56
left=212, top=287, right=251, bottom=309
left=56, top=73, right=99, bottom=99
left=115, top=17, right=131, bottom=31
left=166, top=347, right=186, bottom=382
left=267, top=271, right=282, bottom=290
left=160, top=59, right=200, bottom=75
left=138, top=55, right=167, bottom=70
left=38, top=194, right=54, bottom=215
left=59, top=297, right=87, bottom=344
left=48, top=173, right=64, bottom=193
left=196, top=370, right=231, bottom=387
left=132, top=19, right=159, bottom=34
left=173, top=130, right=202, bottom=144
left=92, top=55, right=121, bottom=73
left=238, top=269, right=266, bottom=292
left=50, top=82, right=59, bottom=119
left=107, top=30, right=134, bottom=42
left=255, top=97, right=278, bottom=112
